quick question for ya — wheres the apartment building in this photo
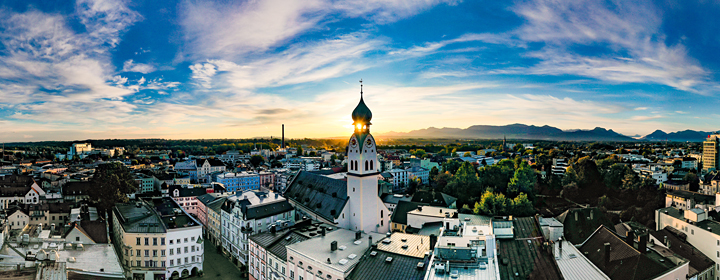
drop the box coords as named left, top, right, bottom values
left=112, top=198, right=204, bottom=279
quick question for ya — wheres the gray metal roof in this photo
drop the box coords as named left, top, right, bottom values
left=285, top=171, right=348, bottom=221
left=347, top=250, right=426, bottom=280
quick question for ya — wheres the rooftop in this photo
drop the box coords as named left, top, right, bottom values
left=554, top=240, right=610, bottom=280
left=347, top=250, right=426, bottom=280
left=578, top=225, right=681, bottom=280
left=650, top=227, right=714, bottom=277
left=376, top=232, right=431, bottom=259
left=114, top=197, right=200, bottom=233
left=666, top=190, right=715, bottom=205
left=496, top=217, right=563, bottom=279
left=286, top=228, right=384, bottom=273
left=407, top=206, right=457, bottom=219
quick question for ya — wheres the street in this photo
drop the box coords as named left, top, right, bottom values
left=203, top=241, right=247, bottom=280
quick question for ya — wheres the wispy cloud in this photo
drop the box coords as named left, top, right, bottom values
left=509, top=0, right=711, bottom=92
left=122, top=59, right=156, bottom=74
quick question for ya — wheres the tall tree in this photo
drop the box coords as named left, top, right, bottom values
left=507, top=161, right=536, bottom=197
left=90, top=162, right=137, bottom=211
left=250, top=155, right=265, bottom=168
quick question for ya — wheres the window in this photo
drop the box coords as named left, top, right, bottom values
left=136, top=261, right=141, bottom=267
left=124, top=249, right=128, bottom=256
left=192, top=237, right=195, bottom=241
left=185, top=247, right=188, bottom=253
left=192, top=246, right=195, bottom=252
left=145, top=238, right=149, bottom=245
left=161, top=250, right=165, bottom=256
left=76, top=236, right=80, bottom=241
left=185, top=257, right=188, bottom=263
left=161, top=261, right=165, bottom=267
left=192, top=256, right=195, bottom=262
left=184, top=238, right=188, bottom=243
left=170, top=249, right=174, bottom=255
left=136, top=237, right=141, bottom=245
left=365, top=160, right=369, bottom=170
left=153, top=238, right=158, bottom=245
left=136, top=249, right=140, bottom=256
left=177, top=258, right=181, bottom=265
left=153, top=250, right=157, bottom=256
left=170, top=239, right=174, bottom=245
left=145, top=250, right=149, bottom=257
left=290, top=271, right=294, bottom=278
left=170, top=260, right=174, bottom=266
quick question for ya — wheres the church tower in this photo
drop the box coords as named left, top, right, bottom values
left=345, top=81, right=389, bottom=233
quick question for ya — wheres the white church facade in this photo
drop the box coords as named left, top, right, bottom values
left=284, top=85, right=390, bottom=234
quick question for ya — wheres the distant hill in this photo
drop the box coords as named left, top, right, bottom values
left=640, top=130, right=715, bottom=142
left=381, top=124, right=637, bottom=141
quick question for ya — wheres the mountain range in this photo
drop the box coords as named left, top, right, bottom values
left=380, top=124, right=716, bottom=142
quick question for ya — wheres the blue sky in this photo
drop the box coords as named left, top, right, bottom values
left=1, top=0, right=719, bottom=142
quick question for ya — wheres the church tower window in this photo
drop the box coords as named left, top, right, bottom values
left=365, top=160, right=369, bottom=171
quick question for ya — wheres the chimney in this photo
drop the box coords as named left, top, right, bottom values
left=558, top=238, right=563, bottom=257
left=282, top=124, right=285, bottom=149
left=270, top=225, right=276, bottom=234
left=355, top=231, right=362, bottom=240
left=663, top=236, right=667, bottom=246
left=429, top=234, right=437, bottom=250
left=604, top=243, right=611, bottom=266
left=368, top=235, right=372, bottom=246
left=638, top=234, right=648, bottom=253
left=625, top=231, right=634, bottom=246
left=331, top=241, right=337, bottom=251
left=321, top=227, right=326, bottom=237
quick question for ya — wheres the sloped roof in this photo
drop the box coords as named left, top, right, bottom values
left=579, top=226, right=675, bottom=280
left=557, top=207, right=614, bottom=244
left=650, top=227, right=714, bottom=277
left=390, top=201, right=425, bottom=225
left=497, top=217, right=563, bottom=280
left=347, top=250, right=425, bottom=280
left=66, top=220, right=109, bottom=244
left=284, top=171, right=348, bottom=221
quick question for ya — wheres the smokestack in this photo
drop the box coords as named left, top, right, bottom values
left=604, top=243, right=611, bottom=266
left=321, top=227, right=326, bottom=237
left=331, top=241, right=337, bottom=251
left=355, top=231, right=362, bottom=240
left=282, top=124, right=285, bottom=150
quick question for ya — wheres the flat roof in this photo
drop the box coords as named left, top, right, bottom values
left=376, top=233, right=431, bottom=259
left=287, top=228, right=384, bottom=273
left=408, top=206, right=456, bottom=218
left=426, top=258, right=498, bottom=280
left=58, top=244, right=124, bottom=277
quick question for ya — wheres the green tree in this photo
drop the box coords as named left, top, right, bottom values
left=429, top=166, right=439, bottom=183
left=250, top=155, right=265, bottom=168
left=296, top=147, right=303, bottom=157
left=434, top=172, right=452, bottom=193
left=90, top=162, right=137, bottom=212
left=463, top=152, right=472, bottom=157
left=510, top=193, right=535, bottom=216
left=474, top=190, right=508, bottom=216
left=442, top=160, right=462, bottom=175
left=507, top=161, right=536, bottom=197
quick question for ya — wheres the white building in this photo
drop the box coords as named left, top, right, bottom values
left=112, top=198, right=203, bottom=280
left=406, top=166, right=429, bottom=185
left=286, top=228, right=384, bottom=280
left=656, top=207, right=720, bottom=279
left=221, top=190, right=294, bottom=266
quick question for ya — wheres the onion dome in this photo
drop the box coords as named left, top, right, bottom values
left=351, top=95, right=372, bottom=124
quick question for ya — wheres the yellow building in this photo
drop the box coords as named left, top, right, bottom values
left=703, top=134, right=720, bottom=171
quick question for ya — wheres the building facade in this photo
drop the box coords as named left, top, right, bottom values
left=112, top=198, right=204, bottom=280
left=704, top=134, right=720, bottom=172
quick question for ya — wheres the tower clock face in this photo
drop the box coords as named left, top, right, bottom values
left=365, top=139, right=373, bottom=148
left=350, top=138, right=357, bottom=148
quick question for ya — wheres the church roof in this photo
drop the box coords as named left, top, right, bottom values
left=351, top=95, right=372, bottom=124
left=284, top=171, right=348, bottom=222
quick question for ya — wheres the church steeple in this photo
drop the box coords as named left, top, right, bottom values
left=352, top=79, right=372, bottom=133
